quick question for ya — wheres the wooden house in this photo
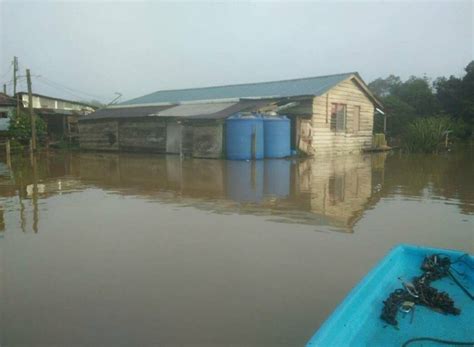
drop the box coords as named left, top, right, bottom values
left=79, top=72, right=382, bottom=157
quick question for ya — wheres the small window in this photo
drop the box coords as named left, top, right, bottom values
left=353, top=106, right=361, bottom=133
left=0, top=112, right=8, bottom=119
left=330, top=103, right=347, bottom=132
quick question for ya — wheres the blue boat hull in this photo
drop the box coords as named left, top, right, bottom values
left=306, top=244, right=474, bottom=346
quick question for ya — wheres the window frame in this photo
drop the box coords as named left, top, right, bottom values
left=330, top=103, right=347, bottom=133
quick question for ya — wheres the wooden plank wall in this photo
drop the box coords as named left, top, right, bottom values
left=305, top=78, right=375, bottom=155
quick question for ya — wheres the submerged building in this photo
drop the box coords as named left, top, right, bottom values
left=78, top=72, right=383, bottom=157
left=17, top=92, right=97, bottom=141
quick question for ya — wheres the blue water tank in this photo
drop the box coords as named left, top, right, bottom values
left=263, top=116, right=291, bottom=158
left=226, top=114, right=264, bottom=160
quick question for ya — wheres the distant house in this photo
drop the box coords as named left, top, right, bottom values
left=17, top=92, right=97, bottom=141
left=0, top=93, right=16, bottom=132
left=79, top=72, right=382, bottom=157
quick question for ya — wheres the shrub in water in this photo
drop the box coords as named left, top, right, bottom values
left=403, top=116, right=453, bottom=153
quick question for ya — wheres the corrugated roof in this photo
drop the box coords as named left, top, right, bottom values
left=121, top=73, right=356, bottom=106
left=81, top=105, right=174, bottom=121
left=155, top=102, right=236, bottom=117
left=80, top=100, right=270, bottom=121
left=0, top=93, right=16, bottom=107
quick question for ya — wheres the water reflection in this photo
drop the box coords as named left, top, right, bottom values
left=0, top=149, right=472, bottom=234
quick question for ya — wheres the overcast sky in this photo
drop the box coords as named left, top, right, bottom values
left=1, top=1, right=472, bottom=103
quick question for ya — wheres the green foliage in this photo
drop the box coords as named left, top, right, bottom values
left=392, top=76, right=440, bottom=116
left=368, top=75, right=401, bottom=97
left=8, top=109, right=47, bottom=145
left=369, top=60, right=474, bottom=141
left=403, top=116, right=452, bottom=153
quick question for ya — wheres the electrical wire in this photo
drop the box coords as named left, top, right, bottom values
left=36, top=76, right=105, bottom=100
left=402, top=337, right=474, bottom=346
left=34, top=77, right=91, bottom=101
left=0, top=61, right=13, bottom=82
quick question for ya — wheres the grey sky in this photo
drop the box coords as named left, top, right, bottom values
left=1, top=1, right=472, bottom=103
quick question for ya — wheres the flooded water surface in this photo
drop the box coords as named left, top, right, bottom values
left=0, top=149, right=472, bottom=346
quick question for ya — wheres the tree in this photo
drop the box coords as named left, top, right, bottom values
left=368, top=63, right=474, bottom=140
left=433, top=60, right=474, bottom=138
left=368, top=75, right=402, bottom=97
left=392, top=76, right=440, bottom=117
left=8, top=109, right=47, bottom=145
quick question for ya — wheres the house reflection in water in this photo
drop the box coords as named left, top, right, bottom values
left=296, top=155, right=384, bottom=230
left=0, top=152, right=388, bottom=233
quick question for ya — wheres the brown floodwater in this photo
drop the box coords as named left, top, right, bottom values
left=0, top=148, right=472, bottom=346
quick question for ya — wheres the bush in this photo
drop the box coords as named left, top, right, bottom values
left=8, top=109, right=47, bottom=145
left=403, top=116, right=453, bottom=153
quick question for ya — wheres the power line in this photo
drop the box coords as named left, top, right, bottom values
left=34, top=77, right=94, bottom=101
left=35, top=76, right=105, bottom=100
left=0, top=61, right=13, bottom=81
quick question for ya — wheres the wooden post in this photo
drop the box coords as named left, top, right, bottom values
left=5, top=140, right=11, bottom=168
left=26, top=69, right=37, bottom=151
left=251, top=126, right=256, bottom=160
left=13, top=57, right=20, bottom=117
left=12, top=57, right=17, bottom=96
left=32, top=154, right=39, bottom=233
left=29, top=139, right=33, bottom=164
left=383, top=114, right=387, bottom=134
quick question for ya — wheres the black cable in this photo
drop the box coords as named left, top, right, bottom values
left=448, top=269, right=474, bottom=300
left=402, top=337, right=474, bottom=346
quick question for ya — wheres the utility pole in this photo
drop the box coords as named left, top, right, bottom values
left=26, top=69, right=36, bottom=151
left=13, top=56, right=19, bottom=115
left=13, top=56, right=18, bottom=95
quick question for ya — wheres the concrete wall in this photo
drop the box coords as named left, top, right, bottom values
left=119, top=118, right=166, bottom=152
left=192, top=122, right=224, bottom=158
left=78, top=120, right=119, bottom=151
left=78, top=118, right=223, bottom=159
left=166, top=122, right=183, bottom=154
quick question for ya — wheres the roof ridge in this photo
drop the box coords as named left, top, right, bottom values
left=126, top=72, right=357, bottom=100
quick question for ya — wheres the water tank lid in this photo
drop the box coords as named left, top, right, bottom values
left=263, top=115, right=289, bottom=120
left=227, top=112, right=263, bottom=120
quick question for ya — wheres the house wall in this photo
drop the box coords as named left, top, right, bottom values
left=192, top=122, right=224, bottom=158
left=0, top=106, right=14, bottom=131
left=119, top=118, right=167, bottom=152
left=78, top=118, right=223, bottom=159
left=303, top=78, right=374, bottom=155
left=78, top=120, right=119, bottom=151
left=20, top=95, right=95, bottom=114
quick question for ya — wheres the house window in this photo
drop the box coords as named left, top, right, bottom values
left=353, top=106, right=361, bottom=133
left=0, top=112, right=8, bottom=119
left=330, top=103, right=346, bottom=132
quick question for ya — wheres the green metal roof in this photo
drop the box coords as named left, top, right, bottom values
left=121, top=72, right=356, bottom=105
